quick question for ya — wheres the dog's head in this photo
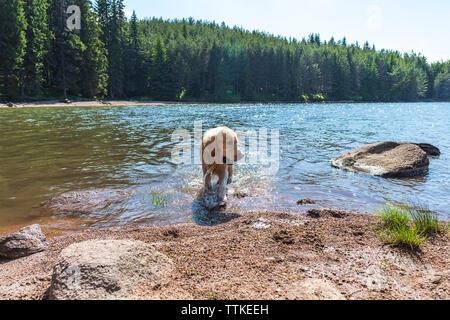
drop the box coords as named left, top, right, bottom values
left=223, top=130, right=244, bottom=164
left=202, top=127, right=244, bottom=165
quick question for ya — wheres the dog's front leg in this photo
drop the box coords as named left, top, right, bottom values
left=227, top=165, right=233, bottom=185
left=217, top=169, right=229, bottom=204
left=204, top=169, right=213, bottom=191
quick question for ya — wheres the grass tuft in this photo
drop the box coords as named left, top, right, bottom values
left=152, top=191, right=169, bottom=207
left=186, top=268, right=197, bottom=277
left=376, top=202, right=446, bottom=249
left=377, top=206, right=410, bottom=229
left=209, top=291, right=218, bottom=300
left=379, top=224, right=427, bottom=249
left=408, top=206, right=443, bottom=235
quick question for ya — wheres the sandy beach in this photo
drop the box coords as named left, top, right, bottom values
left=1, top=209, right=448, bottom=300
left=0, top=100, right=180, bottom=109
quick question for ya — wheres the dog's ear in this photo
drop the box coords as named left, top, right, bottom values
left=234, top=138, right=244, bottom=162
left=235, top=147, right=244, bottom=162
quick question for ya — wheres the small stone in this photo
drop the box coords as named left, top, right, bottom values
left=306, top=210, right=321, bottom=219
left=431, top=275, right=442, bottom=285
left=297, top=198, right=316, bottom=205
left=233, top=192, right=248, bottom=199
left=251, top=218, right=271, bottom=230
left=0, top=225, right=48, bottom=259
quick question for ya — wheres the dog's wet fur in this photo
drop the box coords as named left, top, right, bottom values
left=201, top=127, right=244, bottom=209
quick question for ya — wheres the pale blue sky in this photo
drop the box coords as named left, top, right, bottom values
left=124, top=0, right=450, bottom=62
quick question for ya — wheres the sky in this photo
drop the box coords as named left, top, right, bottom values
left=124, top=0, right=450, bottom=63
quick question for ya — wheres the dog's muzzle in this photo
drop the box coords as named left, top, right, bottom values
left=223, top=157, right=234, bottom=165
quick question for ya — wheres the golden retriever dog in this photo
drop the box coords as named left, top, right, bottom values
left=201, top=126, right=244, bottom=207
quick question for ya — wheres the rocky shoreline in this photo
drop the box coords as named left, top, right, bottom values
left=0, top=210, right=448, bottom=300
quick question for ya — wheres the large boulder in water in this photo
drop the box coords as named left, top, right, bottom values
left=331, top=141, right=440, bottom=178
left=0, top=225, right=48, bottom=259
left=47, top=240, right=173, bottom=300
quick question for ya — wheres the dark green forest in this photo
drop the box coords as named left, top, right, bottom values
left=1, top=0, right=450, bottom=102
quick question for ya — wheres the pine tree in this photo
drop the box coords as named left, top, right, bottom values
left=149, top=35, right=173, bottom=99
left=124, top=10, right=143, bottom=96
left=49, top=0, right=85, bottom=99
left=0, top=0, right=27, bottom=99
left=129, top=10, right=139, bottom=48
left=434, top=72, right=450, bottom=100
left=106, top=0, right=125, bottom=98
left=95, top=0, right=110, bottom=59
left=78, top=0, right=108, bottom=98
left=95, top=0, right=110, bottom=33
left=23, top=0, right=50, bottom=97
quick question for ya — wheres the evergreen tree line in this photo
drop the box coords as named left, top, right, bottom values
left=1, top=0, right=450, bottom=102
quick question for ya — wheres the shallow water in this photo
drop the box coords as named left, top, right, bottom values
left=0, top=103, right=449, bottom=231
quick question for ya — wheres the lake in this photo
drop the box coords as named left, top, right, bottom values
left=0, top=102, right=449, bottom=232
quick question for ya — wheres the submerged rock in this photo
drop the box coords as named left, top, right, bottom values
left=297, top=198, right=316, bottom=205
left=331, top=141, right=439, bottom=178
left=0, top=225, right=48, bottom=259
left=233, top=192, right=249, bottom=199
left=39, top=189, right=132, bottom=215
left=48, top=240, right=173, bottom=300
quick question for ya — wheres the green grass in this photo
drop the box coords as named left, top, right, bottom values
left=186, top=268, right=197, bottom=277
left=376, top=202, right=447, bottom=250
left=399, top=202, right=448, bottom=235
left=379, top=223, right=427, bottom=249
left=209, top=291, right=218, bottom=300
left=301, top=93, right=326, bottom=103
left=377, top=206, right=410, bottom=229
left=408, top=205, right=441, bottom=235
left=151, top=191, right=169, bottom=207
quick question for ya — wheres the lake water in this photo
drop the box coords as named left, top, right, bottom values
left=0, top=103, right=449, bottom=232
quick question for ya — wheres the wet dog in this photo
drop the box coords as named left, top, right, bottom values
left=201, top=127, right=244, bottom=208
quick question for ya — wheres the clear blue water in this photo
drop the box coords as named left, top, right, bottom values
left=0, top=102, right=449, bottom=230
